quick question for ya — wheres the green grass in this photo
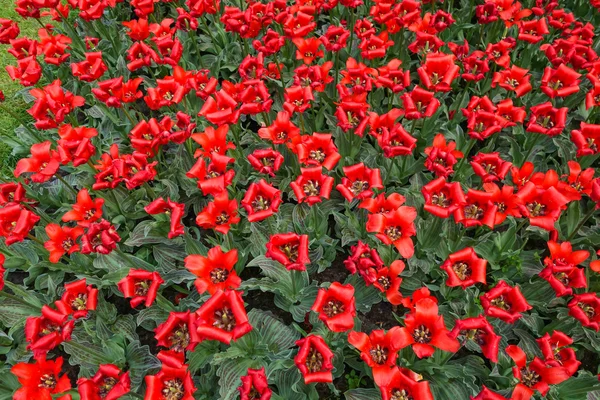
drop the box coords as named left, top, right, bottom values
left=0, top=9, right=40, bottom=177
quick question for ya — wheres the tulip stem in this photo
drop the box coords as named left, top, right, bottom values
left=522, top=133, right=542, bottom=162
left=453, top=138, right=476, bottom=179
left=566, top=206, right=596, bottom=242
left=122, top=107, right=137, bottom=126
left=299, top=113, right=306, bottom=134
left=55, top=174, right=78, bottom=196
left=348, top=11, right=355, bottom=56
left=201, top=17, right=218, bottom=51
left=452, top=81, right=471, bottom=122
left=144, top=182, right=157, bottom=199
left=21, top=202, right=53, bottom=224
left=273, top=53, right=286, bottom=90
left=334, top=50, right=340, bottom=94
left=0, top=104, right=41, bottom=143
left=27, top=234, right=45, bottom=247
left=0, top=289, right=40, bottom=309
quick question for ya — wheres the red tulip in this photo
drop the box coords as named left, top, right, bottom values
left=540, top=241, right=588, bottom=297
left=238, top=53, right=266, bottom=80
left=186, top=154, right=235, bottom=196
left=144, top=198, right=186, bottom=239
left=320, top=25, right=350, bottom=52
left=378, top=367, right=434, bottom=400
left=144, top=352, right=196, bottom=400
left=417, top=53, right=460, bottom=92
left=293, top=37, right=323, bottom=64
left=92, top=77, right=144, bottom=108
left=540, top=64, right=581, bottom=98
left=14, top=141, right=60, bottom=183
left=195, top=289, right=252, bottom=343
left=401, top=296, right=460, bottom=358
left=334, top=93, right=369, bottom=134
left=199, top=89, right=241, bottom=125
left=291, top=167, right=334, bottom=205
left=238, top=368, right=271, bottom=400
left=265, top=233, right=310, bottom=271
left=43, top=224, right=84, bottom=263
left=453, top=188, right=498, bottom=229
left=62, top=189, right=104, bottom=227
left=28, top=80, right=85, bottom=129
left=505, top=345, right=571, bottom=396
left=252, top=29, right=285, bottom=56
left=491, top=65, right=532, bottom=97
left=372, top=260, right=407, bottom=305
left=0, top=18, right=19, bottom=44
left=536, top=331, right=580, bottom=376
left=424, top=134, right=463, bottom=177
left=117, top=269, right=164, bottom=308
left=359, top=31, right=393, bottom=60
left=25, top=306, right=74, bottom=358
left=284, top=85, right=314, bottom=114
left=568, top=293, right=600, bottom=331
left=81, top=220, right=121, bottom=255
left=571, top=122, right=600, bottom=157
left=296, top=132, right=341, bottom=170
left=258, top=111, right=301, bottom=147
left=311, top=282, right=356, bottom=332
left=195, top=192, right=241, bottom=234
left=481, top=281, right=532, bottom=323
left=441, top=248, right=487, bottom=289
left=57, top=124, right=98, bottom=167
left=516, top=182, right=569, bottom=231
left=294, top=335, right=334, bottom=384
left=359, top=192, right=406, bottom=215
left=241, top=179, right=282, bottom=222
left=451, top=316, right=501, bottom=362
left=402, top=87, right=441, bottom=119
left=517, top=18, right=549, bottom=43
left=471, top=152, right=512, bottom=183
left=348, top=326, right=410, bottom=382
left=366, top=206, right=417, bottom=258
left=336, top=162, right=383, bottom=201
left=343, top=241, right=385, bottom=284
left=422, top=177, right=465, bottom=218
left=155, top=311, right=201, bottom=352
left=0, top=204, right=40, bottom=246
left=185, top=246, right=241, bottom=295
left=293, top=62, right=334, bottom=92
left=77, top=364, right=130, bottom=400
left=70, top=52, right=107, bottom=82
left=496, top=98, right=527, bottom=127
left=38, top=29, right=71, bottom=65
left=375, top=59, right=411, bottom=93
left=54, top=279, right=98, bottom=319
left=11, top=357, right=72, bottom=400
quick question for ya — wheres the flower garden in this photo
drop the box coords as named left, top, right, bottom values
left=1, top=0, right=600, bottom=399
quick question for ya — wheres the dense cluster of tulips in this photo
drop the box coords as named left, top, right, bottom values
left=1, top=0, right=600, bottom=398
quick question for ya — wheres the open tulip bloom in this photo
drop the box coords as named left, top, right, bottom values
left=2, top=0, right=600, bottom=398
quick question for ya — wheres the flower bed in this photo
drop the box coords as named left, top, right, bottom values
left=1, top=0, right=600, bottom=399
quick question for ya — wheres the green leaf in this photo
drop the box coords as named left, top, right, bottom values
left=126, top=340, right=161, bottom=389
left=63, top=336, right=125, bottom=369
left=248, top=308, right=300, bottom=353
left=187, top=341, right=220, bottom=373
left=217, top=358, right=260, bottom=400
left=0, top=297, right=37, bottom=327
left=552, top=373, right=600, bottom=400
left=124, top=220, right=171, bottom=246
left=345, top=274, right=381, bottom=313
left=344, top=388, right=382, bottom=400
